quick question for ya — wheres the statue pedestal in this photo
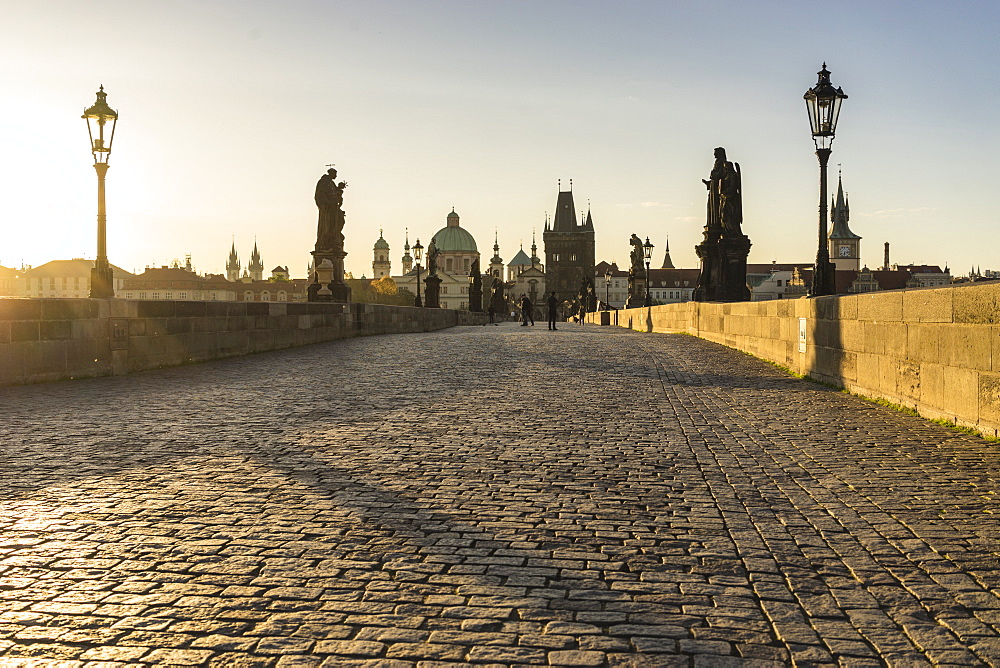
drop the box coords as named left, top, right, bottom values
left=424, top=274, right=442, bottom=308
left=310, top=249, right=351, bottom=303
left=693, top=233, right=751, bottom=302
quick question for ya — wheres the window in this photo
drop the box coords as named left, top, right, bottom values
left=569, top=254, right=577, bottom=261
left=446, top=258, right=453, bottom=271
left=261, top=291, right=270, bottom=302
left=553, top=254, right=560, bottom=262
left=152, top=292, right=160, bottom=299
left=179, top=292, right=188, bottom=300
left=278, top=291, right=287, bottom=302
left=244, top=291, right=253, bottom=301
left=441, top=286, right=448, bottom=294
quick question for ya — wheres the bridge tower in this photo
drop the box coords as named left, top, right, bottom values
left=543, top=180, right=595, bottom=302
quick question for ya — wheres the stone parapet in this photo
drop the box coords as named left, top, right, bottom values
left=594, top=281, right=1000, bottom=438
left=0, top=299, right=486, bottom=386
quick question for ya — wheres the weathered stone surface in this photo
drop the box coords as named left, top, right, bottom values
left=0, top=324, right=998, bottom=664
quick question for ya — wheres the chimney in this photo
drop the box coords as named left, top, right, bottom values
left=883, top=242, right=890, bottom=271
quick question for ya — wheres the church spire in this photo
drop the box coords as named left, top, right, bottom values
left=829, top=170, right=859, bottom=240
left=248, top=239, right=264, bottom=281
left=660, top=235, right=675, bottom=269
left=226, top=239, right=240, bottom=282
left=530, top=229, right=539, bottom=267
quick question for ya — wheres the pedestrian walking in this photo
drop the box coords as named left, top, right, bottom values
left=487, top=305, right=495, bottom=324
left=519, top=294, right=534, bottom=326
left=546, top=291, right=559, bottom=330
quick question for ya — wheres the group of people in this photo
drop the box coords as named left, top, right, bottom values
left=483, top=292, right=563, bottom=329
left=515, top=292, right=560, bottom=330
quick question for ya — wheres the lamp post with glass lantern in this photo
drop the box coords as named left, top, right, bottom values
left=412, top=239, right=423, bottom=307
left=804, top=64, right=848, bottom=297
left=82, top=86, right=118, bottom=298
left=643, top=237, right=654, bottom=307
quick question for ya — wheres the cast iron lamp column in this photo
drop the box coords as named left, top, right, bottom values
left=604, top=267, right=612, bottom=308
left=804, top=64, right=848, bottom=297
left=643, top=237, right=654, bottom=307
left=412, top=239, right=423, bottom=307
left=82, top=86, right=118, bottom=298
left=467, top=271, right=474, bottom=311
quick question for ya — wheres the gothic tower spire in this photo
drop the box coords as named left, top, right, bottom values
left=829, top=170, right=861, bottom=271
left=248, top=240, right=264, bottom=281
left=226, top=239, right=240, bottom=282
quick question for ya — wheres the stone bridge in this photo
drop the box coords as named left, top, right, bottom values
left=1, top=313, right=999, bottom=666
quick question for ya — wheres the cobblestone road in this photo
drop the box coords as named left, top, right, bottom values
left=1, top=323, right=999, bottom=667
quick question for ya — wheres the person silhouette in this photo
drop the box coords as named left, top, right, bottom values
left=547, top=291, right=559, bottom=331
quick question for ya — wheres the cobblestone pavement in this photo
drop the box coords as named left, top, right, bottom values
left=1, top=323, right=999, bottom=667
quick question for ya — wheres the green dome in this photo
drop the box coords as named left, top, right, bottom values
left=432, top=225, right=478, bottom=252
left=374, top=235, right=389, bottom=250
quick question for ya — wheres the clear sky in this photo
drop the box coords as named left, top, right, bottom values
left=1, top=0, right=997, bottom=278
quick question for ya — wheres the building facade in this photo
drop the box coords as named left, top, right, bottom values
left=19, top=259, right=133, bottom=298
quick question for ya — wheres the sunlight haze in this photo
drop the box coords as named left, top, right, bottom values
left=1, top=0, right=997, bottom=277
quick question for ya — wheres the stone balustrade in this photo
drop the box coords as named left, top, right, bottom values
left=594, top=281, right=1000, bottom=438
left=0, top=299, right=486, bottom=386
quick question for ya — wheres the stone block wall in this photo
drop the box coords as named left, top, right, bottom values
left=0, top=299, right=486, bottom=386
left=598, top=282, right=1000, bottom=438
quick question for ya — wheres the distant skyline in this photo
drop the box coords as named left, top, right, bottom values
left=1, top=1, right=997, bottom=278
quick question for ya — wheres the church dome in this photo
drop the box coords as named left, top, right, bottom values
left=374, top=236, right=389, bottom=250
left=432, top=225, right=478, bottom=252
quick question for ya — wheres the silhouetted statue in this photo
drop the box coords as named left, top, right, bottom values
left=693, top=147, right=750, bottom=302
left=702, top=147, right=743, bottom=236
left=629, top=234, right=644, bottom=276
left=315, top=168, right=347, bottom=251
left=427, top=237, right=439, bottom=275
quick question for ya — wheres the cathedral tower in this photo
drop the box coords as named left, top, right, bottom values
left=248, top=241, right=264, bottom=281
left=226, top=241, right=240, bottom=282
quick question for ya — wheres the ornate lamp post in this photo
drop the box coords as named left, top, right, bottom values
left=82, top=86, right=118, bottom=298
left=412, top=239, right=423, bottom=307
left=643, top=237, right=654, bottom=307
left=605, top=267, right=612, bottom=308
left=804, top=63, right=848, bottom=297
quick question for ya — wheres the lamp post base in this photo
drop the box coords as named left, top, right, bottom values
left=90, top=262, right=114, bottom=299
left=809, top=259, right=837, bottom=297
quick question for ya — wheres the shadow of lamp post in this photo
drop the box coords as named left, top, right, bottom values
left=643, top=237, right=654, bottom=307
left=804, top=63, right=848, bottom=297
left=412, top=239, right=423, bottom=307
left=82, top=86, right=118, bottom=299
